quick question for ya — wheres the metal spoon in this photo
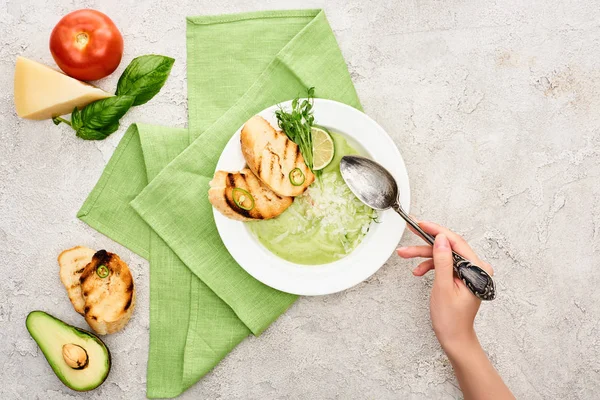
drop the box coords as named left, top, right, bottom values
left=340, top=155, right=496, bottom=301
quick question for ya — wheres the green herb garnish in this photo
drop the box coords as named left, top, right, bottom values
left=53, top=55, right=175, bottom=140
left=275, top=87, right=317, bottom=174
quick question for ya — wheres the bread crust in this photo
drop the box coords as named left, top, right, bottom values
left=58, top=246, right=96, bottom=314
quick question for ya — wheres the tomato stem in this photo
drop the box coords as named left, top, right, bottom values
left=75, top=32, right=89, bottom=48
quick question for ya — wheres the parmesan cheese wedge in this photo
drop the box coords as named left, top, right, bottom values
left=14, top=56, right=113, bottom=120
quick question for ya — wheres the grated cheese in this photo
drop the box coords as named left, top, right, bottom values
left=295, top=172, right=377, bottom=254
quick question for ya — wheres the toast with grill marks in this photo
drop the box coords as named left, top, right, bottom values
left=79, top=250, right=135, bottom=335
left=241, top=116, right=314, bottom=197
left=209, top=168, right=293, bottom=221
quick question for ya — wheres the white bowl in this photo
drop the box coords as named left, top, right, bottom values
left=213, top=99, right=410, bottom=296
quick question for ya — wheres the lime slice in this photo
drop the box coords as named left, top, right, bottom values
left=312, top=126, right=335, bottom=171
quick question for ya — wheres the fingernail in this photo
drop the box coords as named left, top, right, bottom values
left=434, top=234, right=449, bottom=249
left=397, top=247, right=407, bottom=252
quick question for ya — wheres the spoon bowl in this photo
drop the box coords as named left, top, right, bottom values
left=340, top=155, right=496, bottom=301
left=339, top=154, right=398, bottom=210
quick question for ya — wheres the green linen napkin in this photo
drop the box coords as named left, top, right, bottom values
left=78, top=9, right=361, bottom=398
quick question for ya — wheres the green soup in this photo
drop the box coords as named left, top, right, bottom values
left=246, top=133, right=376, bottom=265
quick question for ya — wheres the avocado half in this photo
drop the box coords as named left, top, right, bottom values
left=26, top=311, right=111, bottom=391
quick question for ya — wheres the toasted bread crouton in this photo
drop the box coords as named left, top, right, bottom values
left=209, top=168, right=293, bottom=221
left=58, top=246, right=96, bottom=314
left=80, top=250, right=135, bottom=335
left=241, top=116, right=314, bottom=197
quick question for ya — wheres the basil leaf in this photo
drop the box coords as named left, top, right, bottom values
left=81, top=95, right=135, bottom=130
left=71, top=107, right=83, bottom=130
left=100, top=123, right=120, bottom=134
left=76, top=127, right=111, bottom=141
left=116, top=55, right=175, bottom=106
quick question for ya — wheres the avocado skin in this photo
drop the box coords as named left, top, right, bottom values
left=25, top=311, right=111, bottom=391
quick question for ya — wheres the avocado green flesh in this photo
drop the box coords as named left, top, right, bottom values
left=247, top=133, right=375, bottom=265
left=26, top=311, right=110, bottom=391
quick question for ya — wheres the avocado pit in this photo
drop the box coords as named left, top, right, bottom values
left=62, top=343, right=89, bottom=370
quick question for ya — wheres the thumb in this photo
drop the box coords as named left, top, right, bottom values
left=433, top=234, right=454, bottom=289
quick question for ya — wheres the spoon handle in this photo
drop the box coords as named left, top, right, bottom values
left=392, top=203, right=496, bottom=301
left=397, top=208, right=436, bottom=245
left=451, top=252, right=496, bottom=300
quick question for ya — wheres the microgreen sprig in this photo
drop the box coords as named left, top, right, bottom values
left=275, top=87, right=318, bottom=176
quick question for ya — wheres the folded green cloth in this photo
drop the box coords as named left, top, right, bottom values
left=78, top=9, right=361, bottom=398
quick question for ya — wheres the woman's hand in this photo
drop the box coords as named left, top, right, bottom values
left=396, top=221, right=494, bottom=354
left=397, top=221, right=514, bottom=400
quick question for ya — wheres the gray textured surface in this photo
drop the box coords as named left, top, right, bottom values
left=1, top=0, right=599, bottom=398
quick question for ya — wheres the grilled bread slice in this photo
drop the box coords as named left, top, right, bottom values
left=241, top=116, right=315, bottom=197
left=209, top=168, right=293, bottom=221
left=58, top=246, right=96, bottom=314
left=80, top=250, right=135, bottom=335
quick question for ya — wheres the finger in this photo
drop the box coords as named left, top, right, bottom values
left=432, top=234, right=454, bottom=289
left=453, top=277, right=464, bottom=292
left=397, top=246, right=433, bottom=259
left=418, top=221, right=483, bottom=265
left=406, top=217, right=429, bottom=239
left=406, top=219, right=494, bottom=276
left=453, top=277, right=483, bottom=302
left=421, top=221, right=494, bottom=276
left=412, top=259, right=434, bottom=276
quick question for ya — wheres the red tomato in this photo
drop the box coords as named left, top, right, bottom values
left=49, top=9, right=123, bottom=81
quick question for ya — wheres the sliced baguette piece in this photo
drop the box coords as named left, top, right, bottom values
left=209, top=168, right=293, bottom=221
left=58, top=246, right=96, bottom=314
left=241, top=116, right=315, bottom=197
left=80, top=250, right=135, bottom=335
